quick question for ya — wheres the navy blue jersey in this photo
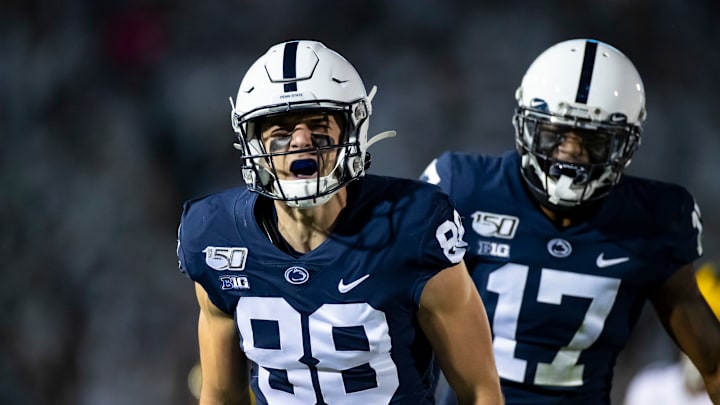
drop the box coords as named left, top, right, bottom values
left=423, top=151, right=703, bottom=404
left=177, top=175, right=467, bottom=405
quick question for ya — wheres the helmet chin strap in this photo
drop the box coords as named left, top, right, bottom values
left=279, top=130, right=396, bottom=209
left=546, top=174, right=587, bottom=205
left=276, top=176, right=340, bottom=209
left=531, top=156, right=597, bottom=207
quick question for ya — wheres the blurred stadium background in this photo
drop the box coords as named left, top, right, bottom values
left=2, top=1, right=718, bottom=404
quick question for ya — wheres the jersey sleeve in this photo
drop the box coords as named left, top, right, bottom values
left=635, top=182, right=704, bottom=283
left=410, top=186, right=467, bottom=269
left=419, top=151, right=456, bottom=195
left=176, top=198, right=207, bottom=281
left=175, top=194, right=238, bottom=315
left=176, top=220, right=190, bottom=279
left=420, top=151, right=498, bottom=214
left=667, top=188, right=703, bottom=265
left=385, top=180, right=468, bottom=306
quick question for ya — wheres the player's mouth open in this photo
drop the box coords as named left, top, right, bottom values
left=290, top=159, right=319, bottom=178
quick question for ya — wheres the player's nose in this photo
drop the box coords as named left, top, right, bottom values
left=555, top=133, right=588, bottom=163
left=290, top=124, right=313, bottom=149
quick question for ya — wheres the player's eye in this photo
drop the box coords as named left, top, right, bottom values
left=537, top=129, right=562, bottom=156
left=267, top=133, right=334, bottom=153
left=268, top=136, right=291, bottom=153
left=267, top=129, right=292, bottom=153
left=579, top=132, right=610, bottom=163
left=311, top=134, right=333, bottom=148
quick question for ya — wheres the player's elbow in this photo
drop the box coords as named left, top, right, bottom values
left=701, top=362, right=720, bottom=404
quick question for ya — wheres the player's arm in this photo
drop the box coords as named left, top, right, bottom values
left=195, top=283, right=252, bottom=405
left=650, top=263, right=720, bottom=404
left=417, top=261, right=504, bottom=405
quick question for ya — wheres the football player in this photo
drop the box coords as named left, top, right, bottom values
left=177, top=40, right=503, bottom=404
left=422, top=39, right=720, bottom=404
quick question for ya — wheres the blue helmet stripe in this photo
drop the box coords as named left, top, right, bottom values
left=283, top=41, right=298, bottom=92
left=575, top=40, right=598, bottom=104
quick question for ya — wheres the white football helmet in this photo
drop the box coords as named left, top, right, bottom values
left=230, top=40, right=394, bottom=208
left=513, top=39, right=646, bottom=208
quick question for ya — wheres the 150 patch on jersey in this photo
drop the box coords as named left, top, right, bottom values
left=471, top=211, right=519, bottom=239
left=203, top=246, right=248, bottom=271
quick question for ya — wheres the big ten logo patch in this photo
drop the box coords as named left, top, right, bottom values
left=477, top=241, right=510, bottom=258
left=220, top=275, right=250, bottom=290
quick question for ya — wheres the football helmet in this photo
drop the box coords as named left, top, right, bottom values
left=231, top=40, right=394, bottom=208
left=513, top=39, right=646, bottom=208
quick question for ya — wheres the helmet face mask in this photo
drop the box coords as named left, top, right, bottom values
left=513, top=39, right=646, bottom=208
left=235, top=108, right=366, bottom=207
left=230, top=40, right=372, bottom=208
left=514, top=108, right=640, bottom=207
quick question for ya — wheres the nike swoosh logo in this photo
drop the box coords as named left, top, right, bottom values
left=596, top=253, right=629, bottom=268
left=338, top=274, right=370, bottom=293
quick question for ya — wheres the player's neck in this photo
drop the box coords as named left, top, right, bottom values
left=538, top=200, right=602, bottom=229
left=539, top=205, right=575, bottom=228
left=274, top=188, right=347, bottom=252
